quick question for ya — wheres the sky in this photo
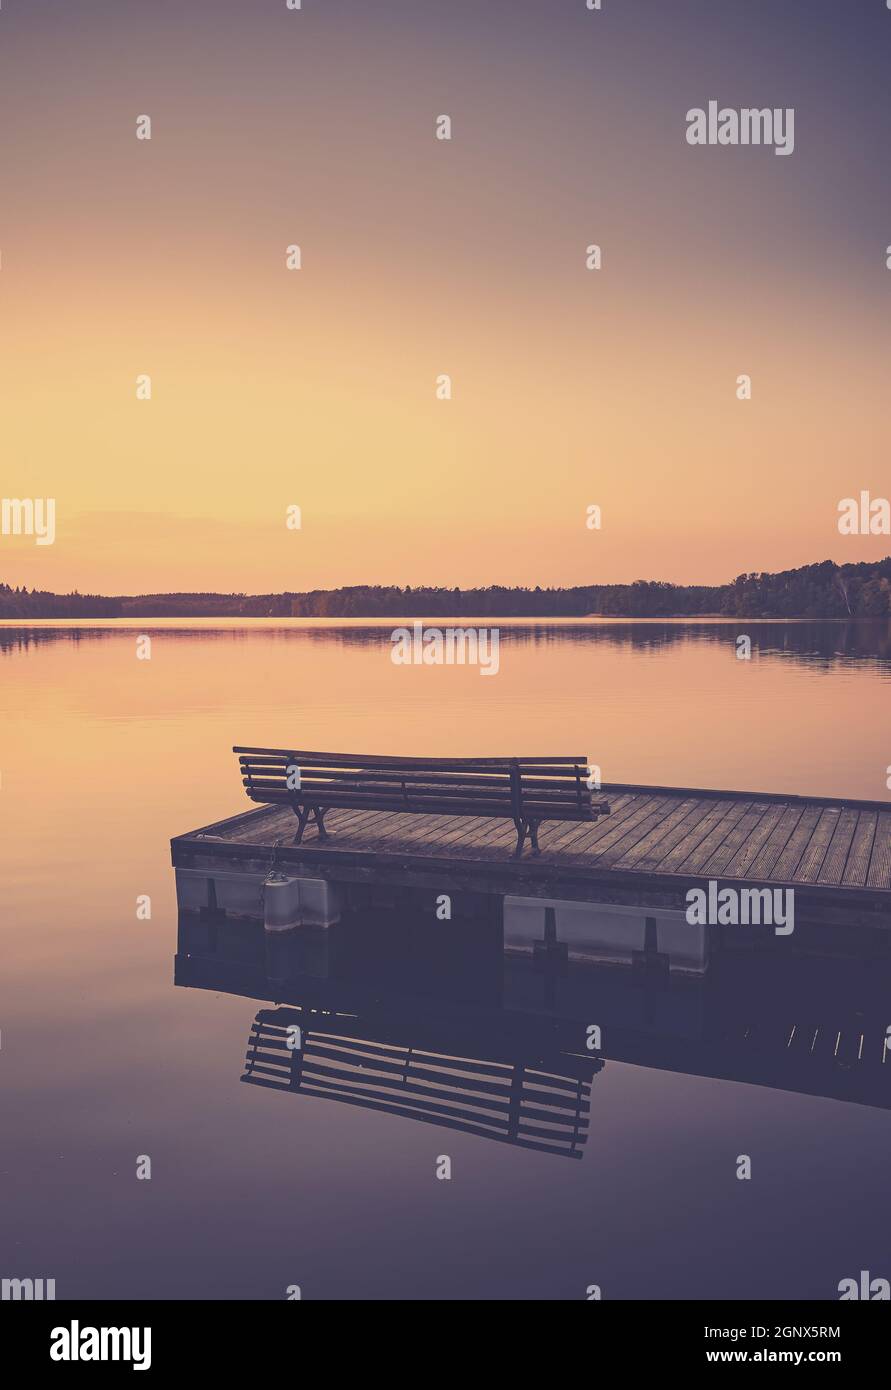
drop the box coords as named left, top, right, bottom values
left=1, top=0, right=890, bottom=594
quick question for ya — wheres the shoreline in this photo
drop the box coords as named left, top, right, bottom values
left=0, top=614, right=874, bottom=629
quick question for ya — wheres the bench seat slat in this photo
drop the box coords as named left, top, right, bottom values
left=242, top=769, right=514, bottom=790
left=243, top=773, right=590, bottom=793
left=244, top=800, right=597, bottom=817
left=243, top=776, right=591, bottom=799
left=248, top=792, right=519, bottom=814
left=244, top=783, right=594, bottom=809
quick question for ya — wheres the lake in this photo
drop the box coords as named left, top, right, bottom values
left=2, top=618, right=890, bottom=1300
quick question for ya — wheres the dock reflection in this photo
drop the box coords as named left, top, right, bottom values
left=174, top=899, right=891, bottom=1161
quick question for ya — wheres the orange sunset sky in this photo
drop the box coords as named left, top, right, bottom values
left=1, top=0, right=889, bottom=595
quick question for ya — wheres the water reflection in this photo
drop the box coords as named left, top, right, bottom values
left=175, top=903, right=891, bottom=1141
left=4, top=618, right=891, bottom=669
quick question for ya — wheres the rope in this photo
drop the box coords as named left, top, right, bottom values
left=259, top=837, right=285, bottom=911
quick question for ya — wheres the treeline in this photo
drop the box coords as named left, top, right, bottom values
left=111, top=592, right=296, bottom=617
left=718, top=560, right=891, bottom=618
left=2, top=559, right=890, bottom=620
left=0, top=585, right=122, bottom=618
left=290, top=560, right=891, bottom=619
left=0, top=586, right=296, bottom=619
left=290, top=582, right=716, bottom=617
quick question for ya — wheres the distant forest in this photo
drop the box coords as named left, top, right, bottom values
left=1, top=559, right=890, bottom=620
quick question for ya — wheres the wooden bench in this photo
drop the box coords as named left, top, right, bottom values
left=233, top=747, right=609, bottom=857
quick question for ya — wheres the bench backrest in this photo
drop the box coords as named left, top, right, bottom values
left=233, top=747, right=595, bottom=819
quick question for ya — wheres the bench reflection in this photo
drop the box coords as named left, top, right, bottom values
left=241, top=1006, right=601, bottom=1159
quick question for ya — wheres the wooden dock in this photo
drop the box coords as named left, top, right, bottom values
left=171, top=780, right=891, bottom=926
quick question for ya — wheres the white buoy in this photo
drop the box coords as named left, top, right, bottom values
left=263, top=873, right=302, bottom=930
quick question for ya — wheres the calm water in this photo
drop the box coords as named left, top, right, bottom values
left=2, top=618, right=891, bottom=1300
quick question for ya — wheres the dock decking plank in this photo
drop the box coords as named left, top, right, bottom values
left=796, top=808, right=843, bottom=884
left=554, top=795, right=665, bottom=860
left=349, top=811, right=496, bottom=857
left=654, top=800, right=747, bottom=874
left=577, top=797, right=678, bottom=864
left=538, top=793, right=635, bottom=853
left=842, top=813, right=878, bottom=887
left=325, top=808, right=395, bottom=839
left=768, top=805, right=824, bottom=882
left=817, top=808, right=861, bottom=886
left=699, top=805, right=773, bottom=877
left=866, top=813, right=891, bottom=889
left=612, top=798, right=702, bottom=871
left=540, top=792, right=645, bottom=854
left=746, top=804, right=806, bottom=880
left=427, top=814, right=519, bottom=856
left=723, top=803, right=788, bottom=879
left=591, top=799, right=690, bottom=868
left=324, top=809, right=418, bottom=844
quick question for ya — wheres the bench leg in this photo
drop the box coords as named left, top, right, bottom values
left=291, top=805, right=310, bottom=845
left=291, top=805, right=330, bottom=844
left=528, top=819, right=541, bottom=855
left=512, top=819, right=528, bottom=858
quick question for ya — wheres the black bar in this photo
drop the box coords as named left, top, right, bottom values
left=2, top=1299, right=886, bottom=1373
